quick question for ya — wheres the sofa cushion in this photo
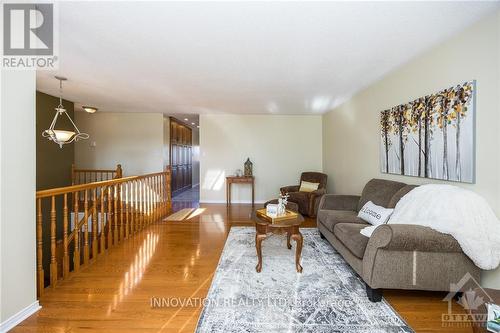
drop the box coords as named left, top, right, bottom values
left=357, top=179, right=407, bottom=211
left=319, top=210, right=367, bottom=233
left=334, top=223, right=370, bottom=259
left=387, top=185, right=418, bottom=209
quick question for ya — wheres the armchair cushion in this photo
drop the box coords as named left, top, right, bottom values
left=300, top=172, right=328, bottom=190
left=299, top=181, right=320, bottom=192
left=334, top=223, right=370, bottom=259
left=319, top=210, right=367, bottom=233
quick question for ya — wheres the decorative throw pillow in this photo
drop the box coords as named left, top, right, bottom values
left=299, top=181, right=320, bottom=192
left=357, top=201, right=394, bottom=226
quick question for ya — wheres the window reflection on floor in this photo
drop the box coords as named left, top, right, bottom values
left=106, top=232, right=160, bottom=316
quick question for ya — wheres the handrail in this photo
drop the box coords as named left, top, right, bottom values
left=35, top=168, right=172, bottom=297
left=37, top=171, right=167, bottom=198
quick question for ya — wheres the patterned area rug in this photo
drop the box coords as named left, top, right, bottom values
left=196, top=227, right=413, bottom=333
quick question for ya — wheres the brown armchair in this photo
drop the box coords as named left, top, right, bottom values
left=280, top=172, right=327, bottom=217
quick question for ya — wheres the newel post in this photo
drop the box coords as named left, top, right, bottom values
left=116, top=164, right=123, bottom=178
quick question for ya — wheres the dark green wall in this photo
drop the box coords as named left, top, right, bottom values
left=36, top=91, right=75, bottom=285
left=36, top=91, right=75, bottom=190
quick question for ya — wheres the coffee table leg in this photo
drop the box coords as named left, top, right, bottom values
left=287, top=232, right=292, bottom=250
left=291, top=232, right=303, bottom=273
left=255, top=234, right=266, bottom=273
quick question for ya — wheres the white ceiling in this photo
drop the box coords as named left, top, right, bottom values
left=36, top=1, right=499, bottom=115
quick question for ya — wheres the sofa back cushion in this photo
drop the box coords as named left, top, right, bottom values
left=300, top=172, right=328, bottom=190
left=387, top=185, right=419, bottom=208
left=357, top=179, right=407, bottom=211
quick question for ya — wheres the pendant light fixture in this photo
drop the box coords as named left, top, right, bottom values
left=42, top=76, right=89, bottom=148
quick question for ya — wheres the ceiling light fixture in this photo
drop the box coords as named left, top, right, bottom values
left=42, top=76, right=89, bottom=148
left=83, top=106, right=98, bottom=114
left=184, top=118, right=189, bottom=121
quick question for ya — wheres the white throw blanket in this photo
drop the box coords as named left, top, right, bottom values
left=361, top=184, right=500, bottom=270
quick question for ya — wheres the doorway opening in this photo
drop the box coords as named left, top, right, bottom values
left=169, top=116, right=200, bottom=211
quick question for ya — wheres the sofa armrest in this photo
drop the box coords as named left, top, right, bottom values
left=366, top=224, right=462, bottom=254
left=319, top=194, right=360, bottom=211
left=280, top=185, right=300, bottom=194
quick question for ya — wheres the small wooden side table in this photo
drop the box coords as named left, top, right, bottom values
left=251, top=210, right=304, bottom=273
left=226, top=176, right=254, bottom=206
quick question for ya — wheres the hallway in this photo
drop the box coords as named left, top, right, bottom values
left=172, top=186, right=200, bottom=212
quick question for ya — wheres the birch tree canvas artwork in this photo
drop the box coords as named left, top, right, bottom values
left=380, top=81, right=475, bottom=183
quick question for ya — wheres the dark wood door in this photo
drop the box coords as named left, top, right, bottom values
left=170, top=118, right=193, bottom=196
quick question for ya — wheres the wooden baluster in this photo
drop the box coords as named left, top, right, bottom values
left=37, top=198, right=44, bottom=297
left=83, top=190, right=89, bottom=265
left=166, top=172, right=170, bottom=215
left=155, top=176, right=158, bottom=222
left=158, top=174, right=162, bottom=218
left=154, top=176, right=157, bottom=221
left=160, top=174, right=163, bottom=218
left=73, top=192, right=80, bottom=272
left=160, top=174, right=164, bottom=218
left=147, top=178, right=150, bottom=225
left=125, top=182, right=130, bottom=239
left=141, top=180, right=145, bottom=230
left=119, top=183, right=124, bottom=241
left=151, top=176, right=158, bottom=222
left=100, top=186, right=106, bottom=254
left=137, top=180, right=141, bottom=230
left=135, top=180, right=138, bottom=233
left=143, top=179, right=146, bottom=227
left=63, top=194, right=69, bottom=278
left=50, top=196, right=57, bottom=287
left=92, top=188, right=98, bottom=260
left=107, top=186, right=112, bottom=247
left=131, top=181, right=135, bottom=234
left=114, top=184, right=118, bottom=244
left=162, top=173, right=166, bottom=216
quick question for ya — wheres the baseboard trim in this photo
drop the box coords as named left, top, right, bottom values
left=200, top=200, right=265, bottom=204
left=0, top=301, right=40, bottom=332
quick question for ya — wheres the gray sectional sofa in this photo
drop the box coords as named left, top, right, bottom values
left=317, top=178, right=480, bottom=302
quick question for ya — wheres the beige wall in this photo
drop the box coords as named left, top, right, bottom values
left=200, top=114, right=322, bottom=203
left=322, top=12, right=500, bottom=288
left=75, top=112, right=164, bottom=176
left=0, top=71, right=39, bottom=327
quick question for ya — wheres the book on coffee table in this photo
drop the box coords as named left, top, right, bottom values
left=256, top=208, right=298, bottom=224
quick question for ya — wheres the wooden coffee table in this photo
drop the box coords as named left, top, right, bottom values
left=251, top=210, right=304, bottom=273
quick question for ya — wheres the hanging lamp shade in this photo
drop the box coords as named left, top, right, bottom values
left=42, top=76, right=89, bottom=148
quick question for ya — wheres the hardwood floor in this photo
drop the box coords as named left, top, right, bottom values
left=13, top=204, right=472, bottom=333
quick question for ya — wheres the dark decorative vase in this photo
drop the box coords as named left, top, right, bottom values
left=244, top=158, right=253, bottom=176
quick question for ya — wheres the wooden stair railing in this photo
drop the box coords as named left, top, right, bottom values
left=71, top=163, right=123, bottom=185
left=36, top=168, right=172, bottom=297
